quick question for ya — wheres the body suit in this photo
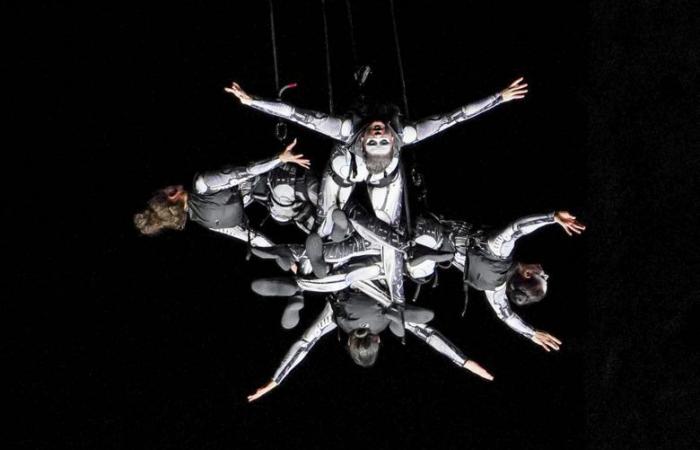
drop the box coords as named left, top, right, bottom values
left=270, top=287, right=473, bottom=386
left=244, top=93, right=505, bottom=231
left=243, top=91, right=505, bottom=304
left=188, top=156, right=319, bottom=247
left=298, top=211, right=559, bottom=340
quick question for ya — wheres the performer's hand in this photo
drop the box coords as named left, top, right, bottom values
left=463, top=360, right=494, bottom=381
left=224, top=82, right=253, bottom=105
left=247, top=380, right=278, bottom=402
left=554, top=211, right=586, bottom=236
left=531, top=331, right=562, bottom=352
left=500, top=77, right=528, bottom=102
left=278, top=138, right=311, bottom=169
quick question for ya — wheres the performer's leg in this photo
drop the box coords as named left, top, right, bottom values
left=317, top=148, right=356, bottom=238
left=281, top=295, right=305, bottom=329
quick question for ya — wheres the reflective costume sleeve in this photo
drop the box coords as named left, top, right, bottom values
left=193, top=157, right=282, bottom=194
left=487, top=212, right=556, bottom=258
left=401, top=94, right=503, bottom=145
left=272, top=302, right=337, bottom=384
left=247, top=98, right=354, bottom=143
left=484, top=286, right=536, bottom=338
left=405, top=323, right=468, bottom=366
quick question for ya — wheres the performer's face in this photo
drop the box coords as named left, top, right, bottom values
left=362, top=121, right=395, bottom=173
left=363, top=121, right=394, bottom=154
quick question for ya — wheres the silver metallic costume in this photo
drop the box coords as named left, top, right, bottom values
left=243, top=91, right=504, bottom=306
left=190, top=156, right=319, bottom=247
left=244, top=92, right=504, bottom=231
left=308, top=211, right=559, bottom=340
left=271, top=287, right=472, bottom=385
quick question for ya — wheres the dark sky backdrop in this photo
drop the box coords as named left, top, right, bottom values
left=8, top=1, right=699, bottom=449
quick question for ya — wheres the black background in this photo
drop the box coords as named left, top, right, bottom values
left=8, top=1, right=699, bottom=448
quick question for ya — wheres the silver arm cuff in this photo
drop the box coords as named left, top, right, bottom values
left=403, top=93, right=503, bottom=144
left=485, top=288, right=536, bottom=338
left=406, top=322, right=467, bottom=366
left=193, top=157, right=281, bottom=194
left=248, top=98, right=353, bottom=142
left=487, top=212, right=556, bottom=257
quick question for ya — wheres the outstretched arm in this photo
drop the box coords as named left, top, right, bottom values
left=247, top=302, right=337, bottom=402
left=226, top=82, right=354, bottom=143
left=193, top=140, right=309, bottom=194
left=405, top=322, right=493, bottom=381
left=487, top=211, right=586, bottom=258
left=484, top=287, right=536, bottom=339
left=401, top=78, right=528, bottom=145
left=485, top=287, right=562, bottom=351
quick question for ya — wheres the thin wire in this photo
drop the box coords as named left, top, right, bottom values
left=321, top=0, right=335, bottom=114
left=345, top=0, right=358, bottom=68
left=268, top=0, right=280, bottom=93
left=389, top=0, right=409, bottom=118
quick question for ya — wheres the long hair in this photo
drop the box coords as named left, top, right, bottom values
left=133, top=189, right=187, bottom=236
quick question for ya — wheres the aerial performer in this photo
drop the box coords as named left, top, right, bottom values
left=263, top=207, right=586, bottom=351
left=133, top=140, right=314, bottom=269
left=225, top=77, right=527, bottom=305
left=246, top=287, right=494, bottom=402
left=351, top=209, right=586, bottom=351
left=224, top=78, right=528, bottom=234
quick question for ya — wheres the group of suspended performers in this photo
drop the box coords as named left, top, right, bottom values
left=134, top=73, right=586, bottom=402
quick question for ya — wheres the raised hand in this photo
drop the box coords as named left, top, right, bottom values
left=224, top=82, right=253, bottom=105
left=278, top=138, right=310, bottom=169
left=531, top=330, right=562, bottom=352
left=554, top=211, right=586, bottom=236
left=463, top=360, right=495, bottom=381
left=247, top=380, right=278, bottom=402
left=500, top=77, right=528, bottom=102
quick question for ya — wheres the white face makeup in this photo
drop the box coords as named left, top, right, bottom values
left=363, top=121, right=394, bottom=156
left=365, top=137, right=393, bottom=155
left=361, top=121, right=396, bottom=174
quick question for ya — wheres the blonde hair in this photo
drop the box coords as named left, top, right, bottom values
left=134, top=190, right=187, bottom=236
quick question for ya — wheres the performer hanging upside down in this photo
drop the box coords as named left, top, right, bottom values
left=133, top=140, right=313, bottom=262
left=288, top=208, right=586, bottom=352
left=225, top=78, right=527, bottom=231
left=227, top=77, right=526, bottom=304
left=247, top=286, right=494, bottom=402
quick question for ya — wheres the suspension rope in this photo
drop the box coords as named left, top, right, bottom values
left=268, top=0, right=280, bottom=93
left=344, top=0, right=358, bottom=68
left=389, top=0, right=410, bottom=118
left=321, top=0, right=335, bottom=114
left=389, top=0, right=414, bottom=240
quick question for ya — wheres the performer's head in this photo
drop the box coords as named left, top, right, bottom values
left=507, top=263, right=549, bottom=306
left=133, top=185, right=188, bottom=236
left=347, top=328, right=380, bottom=368
left=360, top=121, right=398, bottom=174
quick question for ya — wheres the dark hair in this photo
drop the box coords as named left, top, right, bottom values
left=506, top=270, right=548, bottom=306
left=133, top=190, right=187, bottom=236
left=347, top=329, right=380, bottom=368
